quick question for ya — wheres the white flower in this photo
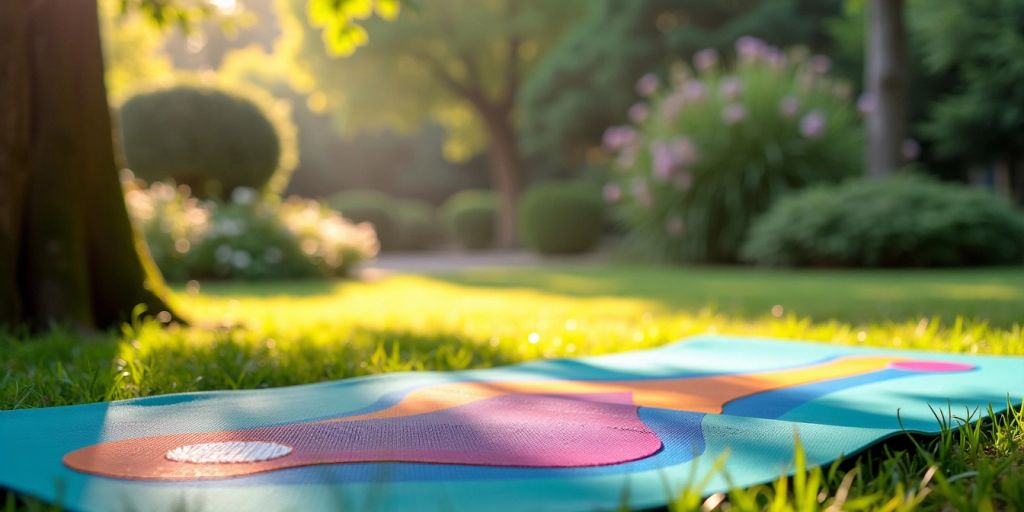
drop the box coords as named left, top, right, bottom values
left=232, top=250, right=252, bottom=269
left=231, top=186, right=258, bottom=205
left=215, top=244, right=233, bottom=263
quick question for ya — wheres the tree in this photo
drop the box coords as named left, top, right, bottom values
left=0, top=0, right=410, bottom=331
left=0, top=0, right=174, bottom=331
left=281, top=0, right=585, bottom=246
left=914, top=0, right=1024, bottom=204
left=518, top=0, right=843, bottom=174
left=864, top=0, right=909, bottom=176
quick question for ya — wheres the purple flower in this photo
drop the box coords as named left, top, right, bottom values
left=650, top=136, right=700, bottom=181
left=682, top=80, right=706, bottom=102
left=665, top=215, right=686, bottom=237
left=650, top=140, right=675, bottom=181
left=669, top=136, right=699, bottom=166
left=763, top=46, right=785, bottom=68
left=857, top=93, right=876, bottom=114
left=735, top=36, right=766, bottom=61
left=809, top=55, right=831, bottom=74
left=722, top=104, right=747, bottom=125
left=693, top=48, right=719, bottom=71
left=628, top=102, right=650, bottom=123
left=603, top=183, right=622, bottom=203
left=720, top=77, right=743, bottom=100
left=636, top=73, right=659, bottom=97
left=779, top=96, right=800, bottom=119
left=602, top=126, right=636, bottom=151
left=632, top=179, right=653, bottom=207
left=901, top=139, right=921, bottom=160
left=800, top=110, right=826, bottom=139
left=660, top=91, right=686, bottom=121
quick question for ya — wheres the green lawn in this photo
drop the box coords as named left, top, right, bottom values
left=2, top=264, right=1023, bottom=510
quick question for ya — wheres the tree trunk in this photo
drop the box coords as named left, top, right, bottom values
left=0, top=0, right=177, bottom=332
left=0, top=0, right=33, bottom=327
left=1009, top=156, right=1024, bottom=207
left=865, top=0, right=909, bottom=177
left=480, top=106, right=524, bottom=248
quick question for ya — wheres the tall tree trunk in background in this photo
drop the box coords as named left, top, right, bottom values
left=0, top=0, right=32, bottom=327
left=0, top=0, right=176, bottom=332
left=865, top=0, right=909, bottom=177
left=481, top=106, right=524, bottom=248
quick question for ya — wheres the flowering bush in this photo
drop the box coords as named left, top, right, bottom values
left=124, top=179, right=210, bottom=281
left=124, top=176, right=378, bottom=281
left=188, top=203, right=321, bottom=280
left=603, top=37, right=863, bottom=263
left=279, top=198, right=380, bottom=277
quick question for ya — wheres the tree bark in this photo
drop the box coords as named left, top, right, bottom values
left=479, top=106, right=524, bottom=248
left=0, top=0, right=177, bottom=332
left=865, top=0, right=909, bottom=177
left=0, top=0, right=33, bottom=327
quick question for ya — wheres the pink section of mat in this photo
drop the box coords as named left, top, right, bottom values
left=64, top=392, right=662, bottom=480
left=890, top=361, right=975, bottom=372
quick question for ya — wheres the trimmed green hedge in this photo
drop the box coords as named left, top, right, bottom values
left=392, top=199, right=444, bottom=251
left=329, top=191, right=444, bottom=251
left=442, top=190, right=498, bottom=250
left=742, top=174, right=1024, bottom=267
left=520, top=183, right=604, bottom=255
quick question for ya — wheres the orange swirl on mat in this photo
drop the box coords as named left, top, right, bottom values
left=318, top=355, right=906, bottom=423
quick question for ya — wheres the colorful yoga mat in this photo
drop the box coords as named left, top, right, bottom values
left=1, top=336, right=1021, bottom=511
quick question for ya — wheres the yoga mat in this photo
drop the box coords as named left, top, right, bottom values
left=1, top=335, right=1021, bottom=512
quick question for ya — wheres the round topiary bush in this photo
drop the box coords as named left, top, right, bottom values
left=741, top=174, right=1024, bottom=267
left=327, top=190, right=399, bottom=250
left=603, top=37, right=862, bottom=263
left=442, top=190, right=498, bottom=250
left=519, top=182, right=604, bottom=255
left=119, top=84, right=296, bottom=200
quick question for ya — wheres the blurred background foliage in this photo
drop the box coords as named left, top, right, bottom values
left=96, top=0, right=1024, bottom=276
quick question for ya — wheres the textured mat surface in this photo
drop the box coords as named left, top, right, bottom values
left=2, top=336, right=1022, bottom=511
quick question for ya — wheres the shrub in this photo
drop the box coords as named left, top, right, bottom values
left=123, top=179, right=209, bottom=282
left=328, top=190, right=398, bottom=250
left=519, top=182, right=604, bottom=255
left=188, top=203, right=320, bottom=280
left=442, top=190, right=498, bottom=250
left=603, top=37, right=862, bottom=263
left=278, top=198, right=380, bottom=276
left=124, top=177, right=378, bottom=280
left=392, top=200, right=444, bottom=251
left=119, top=84, right=297, bottom=200
left=742, top=174, right=1024, bottom=267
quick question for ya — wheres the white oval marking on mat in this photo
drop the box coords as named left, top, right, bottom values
left=165, top=441, right=292, bottom=464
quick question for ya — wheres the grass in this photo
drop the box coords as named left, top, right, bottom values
left=2, top=263, right=1023, bottom=510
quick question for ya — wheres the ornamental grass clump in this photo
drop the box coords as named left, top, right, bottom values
left=603, top=37, right=863, bottom=263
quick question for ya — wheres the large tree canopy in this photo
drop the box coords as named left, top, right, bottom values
left=280, top=0, right=586, bottom=245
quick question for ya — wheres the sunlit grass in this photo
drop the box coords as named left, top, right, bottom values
left=2, top=264, right=1023, bottom=510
